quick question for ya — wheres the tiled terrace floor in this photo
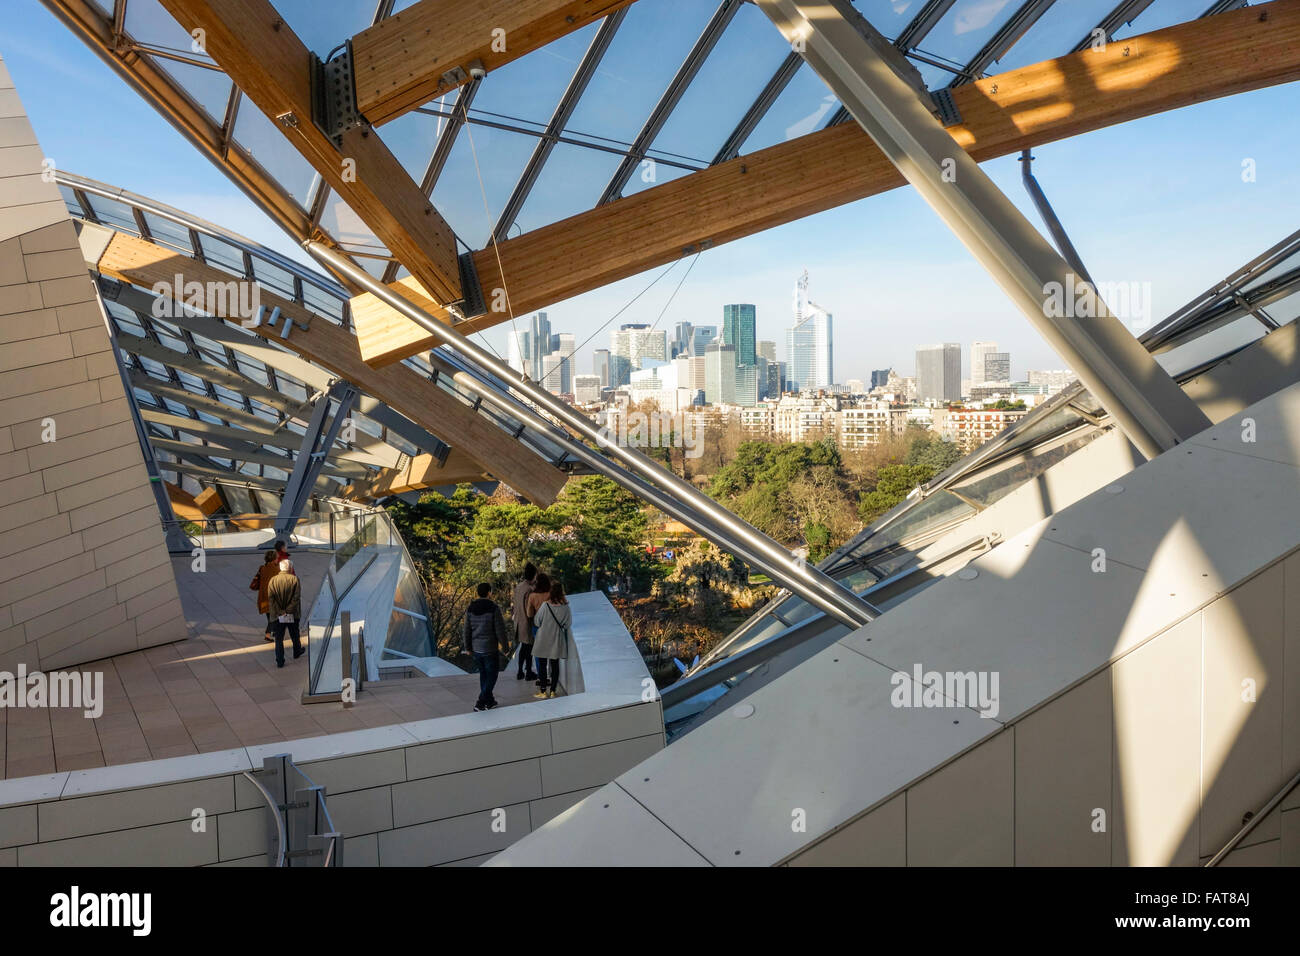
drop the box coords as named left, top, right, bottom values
left=0, top=552, right=540, bottom=779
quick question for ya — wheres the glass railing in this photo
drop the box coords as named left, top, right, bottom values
left=162, top=501, right=379, bottom=553
left=304, top=507, right=449, bottom=699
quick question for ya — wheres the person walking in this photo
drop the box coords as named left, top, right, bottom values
left=525, top=572, right=551, bottom=687
left=512, top=563, right=538, bottom=682
left=463, top=582, right=509, bottom=711
left=249, top=548, right=280, bottom=643
left=532, top=580, right=571, bottom=699
left=266, top=558, right=304, bottom=668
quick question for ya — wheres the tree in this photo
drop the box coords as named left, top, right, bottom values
left=858, top=463, right=937, bottom=523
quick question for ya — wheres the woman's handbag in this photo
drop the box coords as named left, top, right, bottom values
left=544, top=604, right=570, bottom=657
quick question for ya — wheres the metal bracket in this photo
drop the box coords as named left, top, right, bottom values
left=454, top=250, right=488, bottom=319
left=310, top=45, right=365, bottom=149
left=928, top=88, right=962, bottom=128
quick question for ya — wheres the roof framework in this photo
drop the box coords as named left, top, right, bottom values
left=42, top=0, right=1290, bottom=347
left=60, top=172, right=576, bottom=507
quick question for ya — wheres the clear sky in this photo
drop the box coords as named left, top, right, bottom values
left=7, top=1, right=1298, bottom=385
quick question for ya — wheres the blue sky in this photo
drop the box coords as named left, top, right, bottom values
left=7, top=0, right=1299, bottom=385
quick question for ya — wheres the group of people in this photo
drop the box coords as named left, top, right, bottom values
left=465, top=563, right=572, bottom=712
left=249, top=543, right=572, bottom=709
left=249, top=540, right=304, bottom=668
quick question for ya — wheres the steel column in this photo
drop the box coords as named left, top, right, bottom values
left=275, top=380, right=359, bottom=534
left=757, top=0, right=1211, bottom=460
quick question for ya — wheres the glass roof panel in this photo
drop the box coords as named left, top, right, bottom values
left=991, top=0, right=1117, bottom=72
left=197, top=233, right=246, bottom=274
left=563, top=0, right=719, bottom=150
left=317, top=190, right=392, bottom=273
left=472, top=21, right=602, bottom=129
left=142, top=211, right=195, bottom=253
left=232, top=102, right=319, bottom=207
left=430, top=127, right=538, bottom=248
left=923, top=0, right=1019, bottom=70
left=511, top=142, right=623, bottom=237
left=1112, top=0, right=1207, bottom=39
left=738, top=62, right=838, bottom=155
left=124, top=0, right=201, bottom=51
left=380, top=107, right=447, bottom=185
left=152, top=56, right=233, bottom=127
left=641, top=3, right=790, bottom=163
left=855, top=0, right=930, bottom=39
left=268, top=0, right=374, bottom=59
left=84, top=194, right=140, bottom=233
left=250, top=256, right=297, bottom=298
left=619, top=160, right=692, bottom=200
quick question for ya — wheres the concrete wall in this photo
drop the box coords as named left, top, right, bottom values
left=0, top=701, right=664, bottom=867
left=0, top=591, right=664, bottom=865
left=0, top=53, right=185, bottom=669
left=786, top=548, right=1300, bottom=866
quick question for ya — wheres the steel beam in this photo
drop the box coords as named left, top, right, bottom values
left=757, top=0, right=1210, bottom=459
left=304, top=240, right=879, bottom=630
left=276, top=380, right=359, bottom=534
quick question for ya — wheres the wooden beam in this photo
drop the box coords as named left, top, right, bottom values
left=344, top=448, right=488, bottom=499
left=157, top=0, right=463, bottom=304
left=351, top=0, right=1300, bottom=365
left=97, top=231, right=569, bottom=505
left=350, top=275, right=502, bottom=366
left=352, top=0, right=635, bottom=126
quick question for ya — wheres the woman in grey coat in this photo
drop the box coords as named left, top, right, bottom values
left=532, top=580, right=572, bottom=699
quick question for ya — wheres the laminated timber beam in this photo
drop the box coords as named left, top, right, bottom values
left=96, top=230, right=569, bottom=505
left=344, top=448, right=488, bottom=500
left=351, top=0, right=637, bottom=127
left=351, top=0, right=1300, bottom=366
left=156, top=0, right=463, bottom=306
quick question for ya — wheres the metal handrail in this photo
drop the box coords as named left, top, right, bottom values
left=1204, top=766, right=1300, bottom=867
left=240, top=769, right=288, bottom=868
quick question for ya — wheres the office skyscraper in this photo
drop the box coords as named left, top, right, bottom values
left=704, top=342, right=736, bottom=406
left=611, top=323, right=667, bottom=371
left=530, top=312, right=551, bottom=381
left=506, top=329, right=529, bottom=376
left=870, top=368, right=892, bottom=389
left=758, top=340, right=777, bottom=362
left=593, top=349, right=611, bottom=388
left=672, top=322, right=693, bottom=359
left=787, top=271, right=833, bottom=392
left=985, top=351, right=1011, bottom=383
left=722, top=304, right=757, bottom=368
left=916, top=343, right=962, bottom=402
left=971, top=341, right=997, bottom=386
left=690, top=325, right=717, bottom=357
left=609, top=354, right=631, bottom=388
